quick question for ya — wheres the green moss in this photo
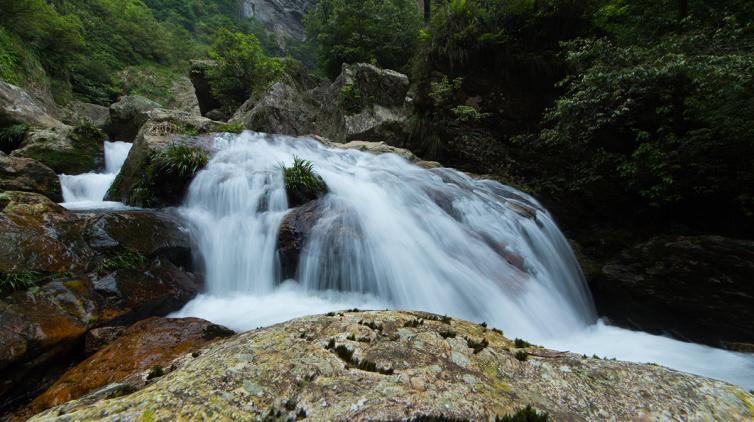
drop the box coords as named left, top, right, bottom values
left=496, top=405, right=549, bottom=422
left=339, top=83, right=365, bottom=114
left=97, top=249, right=147, bottom=273
left=0, top=124, right=28, bottom=153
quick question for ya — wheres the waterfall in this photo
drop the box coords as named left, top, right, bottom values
left=174, top=132, right=754, bottom=389
left=59, top=141, right=132, bottom=210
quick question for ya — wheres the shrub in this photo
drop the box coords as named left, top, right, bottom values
left=514, top=350, right=528, bottom=361
left=514, top=338, right=531, bottom=348
left=339, top=84, right=365, bottom=113
left=0, top=124, right=28, bottom=153
left=451, top=105, right=488, bottom=123
left=152, top=144, right=209, bottom=178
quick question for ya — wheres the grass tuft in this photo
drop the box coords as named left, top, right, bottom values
left=0, top=271, right=42, bottom=293
left=0, top=124, right=28, bottom=153
left=152, top=144, right=208, bottom=178
left=280, top=156, right=324, bottom=193
left=97, top=249, right=147, bottom=273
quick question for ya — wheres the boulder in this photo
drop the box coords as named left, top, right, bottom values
left=329, top=63, right=411, bottom=144
left=277, top=201, right=322, bottom=279
left=62, top=102, right=110, bottom=129
left=343, top=104, right=410, bottom=143
left=0, top=81, right=63, bottom=129
left=333, top=63, right=410, bottom=109
left=11, top=124, right=106, bottom=174
left=230, top=82, right=323, bottom=137
left=23, top=317, right=233, bottom=418
left=0, top=154, right=63, bottom=202
left=28, top=311, right=754, bottom=421
left=591, top=235, right=754, bottom=348
left=0, top=194, right=201, bottom=412
left=188, top=60, right=222, bottom=117
left=317, top=137, right=419, bottom=161
left=106, top=96, right=161, bottom=141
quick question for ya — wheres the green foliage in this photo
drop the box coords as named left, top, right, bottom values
left=153, top=144, right=209, bottom=178
left=0, top=271, right=42, bottom=293
left=451, top=105, right=488, bottom=123
left=0, top=124, right=28, bottom=153
left=206, top=29, right=284, bottom=110
left=339, top=84, right=365, bottom=113
left=304, top=0, right=423, bottom=78
left=535, top=14, right=754, bottom=225
left=280, top=156, right=324, bottom=194
left=497, top=405, right=549, bottom=422
left=514, top=350, right=529, bottom=361
left=97, top=249, right=147, bottom=273
left=215, top=123, right=244, bottom=134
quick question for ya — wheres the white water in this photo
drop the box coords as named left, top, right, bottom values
left=173, top=132, right=754, bottom=390
left=59, top=141, right=132, bottom=210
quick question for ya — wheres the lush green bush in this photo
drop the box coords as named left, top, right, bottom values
left=532, top=13, right=754, bottom=229
left=304, top=0, right=423, bottom=78
left=206, top=29, right=283, bottom=110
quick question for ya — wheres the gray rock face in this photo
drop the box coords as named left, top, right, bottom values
left=107, top=96, right=162, bottom=141
left=0, top=81, right=64, bottom=129
left=0, top=153, right=62, bottom=202
left=591, top=235, right=754, bottom=349
left=241, top=0, right=315, bottom=43
left=230, top=63, right=411, bottom=144
left=63, top=102, right=110, bottom=129
left=27, top=311, right=754, bottom=421
left=230, top=82, right=323, bottom=136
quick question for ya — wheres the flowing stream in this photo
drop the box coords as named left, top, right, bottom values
left=59, top=141, right=132, bottom=210
left=172, top=132, right=754, bottom=389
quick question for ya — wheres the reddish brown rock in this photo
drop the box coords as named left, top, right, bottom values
left=23, top=317, right=233, bottom=418
left=84, top=326, right=126, bottom=355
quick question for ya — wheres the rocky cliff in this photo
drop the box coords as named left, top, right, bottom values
left=241, top=0, right=316, bottom=43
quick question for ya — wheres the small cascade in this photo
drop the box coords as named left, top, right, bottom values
left=59, top=141, right=132, bottom=210
left=173, top=132, right=754, bottom=389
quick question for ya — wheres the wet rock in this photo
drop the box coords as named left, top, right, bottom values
left=0, top=154, right=63, bottom=202
left=230, top=82, right=323, bottom=137
left=28, top=311, right=754, bottom=421
left=277, top=201, right=322, bottom=279
left=188, top=60, right=222, bottom=117
left=84, top=326, right=127, bottom=354
left=0, top=197, right=200, bottom=412
left=592, top=235, right=754, bottom=348
left=11, top=124, right=106, bottom=174
left=106, top=96, right=161, bottom=141
left=24, top=317, right=233, bottom=418
left=0, top=81, right=64, bottom=129
left=333, top=63, right=410, bottom=109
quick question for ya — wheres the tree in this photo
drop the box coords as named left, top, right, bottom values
left=206, top=29, right=283, bottom=110
left=304, top=0, right=422, bottom=78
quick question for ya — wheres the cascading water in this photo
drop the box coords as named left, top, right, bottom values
left=173, top=131, right=754, bottom=389
left=59, top=141, right=132, bottom=210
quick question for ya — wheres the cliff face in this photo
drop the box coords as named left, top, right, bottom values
left=241, top=0, right=316, bottom=41
left=29, top=311, right=754, bottom=421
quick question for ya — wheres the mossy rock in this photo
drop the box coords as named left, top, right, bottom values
left=11, top=124, right=106, bottom=174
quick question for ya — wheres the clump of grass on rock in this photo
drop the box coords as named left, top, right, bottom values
left=153, top=144, right=209, bottom=179
left=280, top=156, right=327, bottom=207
